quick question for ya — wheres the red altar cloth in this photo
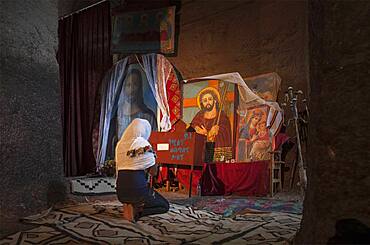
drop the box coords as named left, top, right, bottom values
left=176, top=161, right=270, bottom=196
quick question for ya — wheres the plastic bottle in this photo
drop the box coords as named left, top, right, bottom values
left=197, top=183, right=201, bottom=197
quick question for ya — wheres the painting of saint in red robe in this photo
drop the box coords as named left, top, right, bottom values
left=183, top=80, right=235, bottom=162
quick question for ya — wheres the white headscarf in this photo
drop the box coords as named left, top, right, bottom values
left=115, top=118, right=155, bottom=171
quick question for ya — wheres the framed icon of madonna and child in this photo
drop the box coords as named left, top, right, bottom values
left=236, top=105, right=272, bottom=162
left=182, top=79, right=238, bottom=162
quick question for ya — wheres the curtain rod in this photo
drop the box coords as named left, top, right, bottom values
left=59, top=0, right=108, bottom=20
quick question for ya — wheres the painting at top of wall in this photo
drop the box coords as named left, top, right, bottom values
left=244, top=72, right=281, bottom=102
left=111, top=6, right=176, bottom=54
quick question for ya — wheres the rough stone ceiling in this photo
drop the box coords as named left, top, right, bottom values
left=58, top=0, right=176, bottom=18
left=58, top=0, right=105, bottom=17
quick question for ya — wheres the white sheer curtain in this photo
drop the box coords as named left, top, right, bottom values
left=97, top=54, right=174, bottom=168
left=97, top=58, right=129, bottom=166
left=142, top=54, right=172, bottom=132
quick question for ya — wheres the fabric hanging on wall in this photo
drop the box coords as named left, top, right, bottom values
left=152, top=55, right=182, bottom=184
left=97, top=58, right=129, bottom=167
left=97, top=54, right=178, bottom=168
left=58, top=1, right=112, bottom=177
left=157, top=55, right=181, bottom=124
left=142, top=54, right=172, bottom=131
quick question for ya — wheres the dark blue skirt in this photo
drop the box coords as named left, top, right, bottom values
left=116, top=170, right=151, bottom=204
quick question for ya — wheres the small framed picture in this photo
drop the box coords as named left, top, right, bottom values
left=236, top=105, right=271, bottom=162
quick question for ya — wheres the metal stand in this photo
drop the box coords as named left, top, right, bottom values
left=282, top=87, right=308, bottom=195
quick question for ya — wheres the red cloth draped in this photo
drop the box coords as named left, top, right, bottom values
left=177, top=161, right=270, bottom=196
left=157, top=57, right=182, bottom=182
left=165, top=67, right=181, bottom=124
left=273, top=132, right=290, bottom=150
left=156, top=58, right=181, bottom=183
left=58, top=2, right=112, bottom=176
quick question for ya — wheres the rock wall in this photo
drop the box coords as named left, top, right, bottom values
left=0, top=0, right=65, bottom=236
left=296, top=1, right=370, bottom=243
left=169, top=0, right=309, bottom=99
left=168, top=0, right=309, bottom=191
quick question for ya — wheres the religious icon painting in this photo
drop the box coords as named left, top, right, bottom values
left=182, top=79, right=237, bottom=162
left=116, top=63, right=158, bottom=139
left=236, top=105, right=272, bottom=162
left=244, top=72, right=281, bottom=102
left=111, top=6, right=176, bottom=54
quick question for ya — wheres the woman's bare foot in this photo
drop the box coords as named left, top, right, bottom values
left=122, top=203, right=135, bottom=222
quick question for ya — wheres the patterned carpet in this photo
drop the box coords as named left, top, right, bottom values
left=0, top=201, right=301, bottom=244
left=187, top=197, right=302, bottom=217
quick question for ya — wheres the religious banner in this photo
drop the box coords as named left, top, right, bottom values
left=97, top=62, right=158, bottom=163
left=111, top=6, right=176, bottom=54
left=96, top=54, right=181, bottom=167
left=236, top=105, right=271, bottom=162
left=115, top=64, right=158, bottom=139
left=244, top=72, right=281, bottom=101
left=157, top=54, right=181, bottom=125
left=182, top=80, right=237, bottom=162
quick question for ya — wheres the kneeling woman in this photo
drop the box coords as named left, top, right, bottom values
left=115, top=118, right=169, bottom=222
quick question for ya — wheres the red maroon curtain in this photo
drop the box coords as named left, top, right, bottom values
left=58, top=1, right=112, bottom=176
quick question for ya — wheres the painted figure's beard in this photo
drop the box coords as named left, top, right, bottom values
left=204, top=103, right=214, bottom=112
